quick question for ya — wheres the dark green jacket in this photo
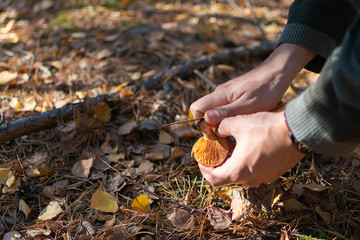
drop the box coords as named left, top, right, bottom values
left=282, top=0, right=360, bottom=154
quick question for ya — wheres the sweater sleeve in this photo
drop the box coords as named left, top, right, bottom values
left=285, top=15, right=360, bottom=155
left=277, top=0, right=358, bottom=73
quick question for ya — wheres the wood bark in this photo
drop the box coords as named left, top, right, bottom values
left=0, top=97, right=105, bottom=145
left=0, top=42, right=275, bottom=145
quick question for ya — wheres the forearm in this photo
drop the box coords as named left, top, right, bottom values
left=285, top=16, right=360, bottom=155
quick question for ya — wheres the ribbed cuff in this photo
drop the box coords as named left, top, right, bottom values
left=279, top=24, right=337, bottom=59
left=277, top=23, right=337, bottom=73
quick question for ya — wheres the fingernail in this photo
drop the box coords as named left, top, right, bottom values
left=207, top=110, right=219, bottom=123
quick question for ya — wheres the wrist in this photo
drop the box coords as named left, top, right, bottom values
left=263, top=43, right=316, bottom=84
left=283, top=111, right=315, bottom=155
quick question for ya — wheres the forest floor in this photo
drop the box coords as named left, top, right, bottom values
left=0, top=0, right=359, bottom=239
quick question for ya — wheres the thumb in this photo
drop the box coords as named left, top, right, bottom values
left=204, top=106, right=231, bottom=126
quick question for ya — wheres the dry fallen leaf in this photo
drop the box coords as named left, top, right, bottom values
left=94, top=102, right=111, bottom=122
left=283, top=198, right=308, bottom=212
left=145, top=143, right=171, bottom=161
left=117, top=120, right=137, bottom=135
left=106, top=174, right=126, bottom=193
left=52, top=179, right=69, bottom=196
left=0, top=168, right=15, bottom=187
left=19, top=199, right=31, bottom=219
left=0, top=71, right=17, bottom=85
left=159, top=130, right=174, bottom=144
left=131, top=194, right=151, bottom=213
left=101, top=133, right=118, bottom=154
left=207, top=206, right=232, bottom=230
left=26, top=228, right=51, bottom=238
left=3, top=231, right=22, bottom=240
left=25, top=165, right=40, bottom=177
left=231, top=192, right=251, bottom=221
left=315, top=205, right=331, bottom=225
left=291, top=183, right=327, bottom=195
left=38, top=201, right=64, bottom=220
left=168, top=209, right=195, bottom=230
left=71, top=158, right=93, bottom=178
left=171, top=147, right=184, bottom=159
left=96, top=49, right=112, bottom=60
left=42, top=186, right=54, bottom=198
left=90, top=191, right=118, bottom=213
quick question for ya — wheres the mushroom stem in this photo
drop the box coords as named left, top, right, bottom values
left=196, top=119, right=217, bottom=140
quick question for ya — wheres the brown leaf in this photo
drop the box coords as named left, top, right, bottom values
left=171, top=147, right=184, bottom=159
left=168, top=209, right=195, bottom=230
left=19, top=199, right=31, bottom=219
left=26, top=152, right=48, bottom=166
left=315, top=205, right=331, bottom=225
left=169, top=123, right=197, bottom=138
left=96, top=49, right=112, bottom=60
left=207, top=206, right=232, bottom=230
left=137, top=160, right=155, bottom=175
left=92, top=155, right=110, bottom=171
left=71, top=158, right=93, bottom=178
left=52, top=179, right=69, bottom=196
left=117, top=120, right=137, bottom=135
left=94, top=102, right=111, bottom=122
left=159, top=130, right=174, bottom=144
left=230, top=190, right=251, bottom=221
left=106, top=174, right=126, bottom=193
left=26, top=228, right=51, bottom=238
left=145, top=143, right=170, bottom=161
left=291, top=183, right=327, bottom=195
left=283, top=198, right=308, bottom=212
left=3, top=231, right=22, bottom=240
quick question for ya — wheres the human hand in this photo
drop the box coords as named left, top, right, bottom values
left=198, top=111, right=305, bottom=187
left=190, top=43, right=316, bottom=126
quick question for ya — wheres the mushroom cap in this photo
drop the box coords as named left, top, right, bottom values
left=191, top=136, right=229, bottom=167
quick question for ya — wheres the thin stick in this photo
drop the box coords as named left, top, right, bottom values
left=91, top=150, right=205, bottom=215
left=162, top=117, right=202, bottom=127
left=193, top=69, right=217, bottom=89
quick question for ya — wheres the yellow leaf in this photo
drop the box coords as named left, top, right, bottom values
left=114, top=82, right=129, bottom=91
left=0, top=32, right=19, bottom=43
left=131, top=194, right=150, bottom=213
left=188, top=110, right=194, bottom=120
left=38, top=201, right=63, bottom=220
left=94, top=102, right=111, bottom=122
left=0, top=168, right=15, bottom=187
left=19, top=199, right=31, bottom=219
left=90, top=191, right=118, bottom=213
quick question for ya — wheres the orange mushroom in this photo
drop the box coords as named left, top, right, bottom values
left=191, top=119, right=229, bottom=167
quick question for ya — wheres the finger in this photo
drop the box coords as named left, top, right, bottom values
left=190, top=92, right=230, bottom=120
left=215, top=116, right=239, bottom=137
left=205, top=98, right=257, bottom=126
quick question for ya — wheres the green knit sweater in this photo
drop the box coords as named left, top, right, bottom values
left=281, top=0, right=360, bottom=154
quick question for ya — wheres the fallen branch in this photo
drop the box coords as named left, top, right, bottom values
left=133, top=42, right=275, bottom=90
left=0, top=96, right=106, bottom=146
left=0, top=43, right=275, bottom=145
